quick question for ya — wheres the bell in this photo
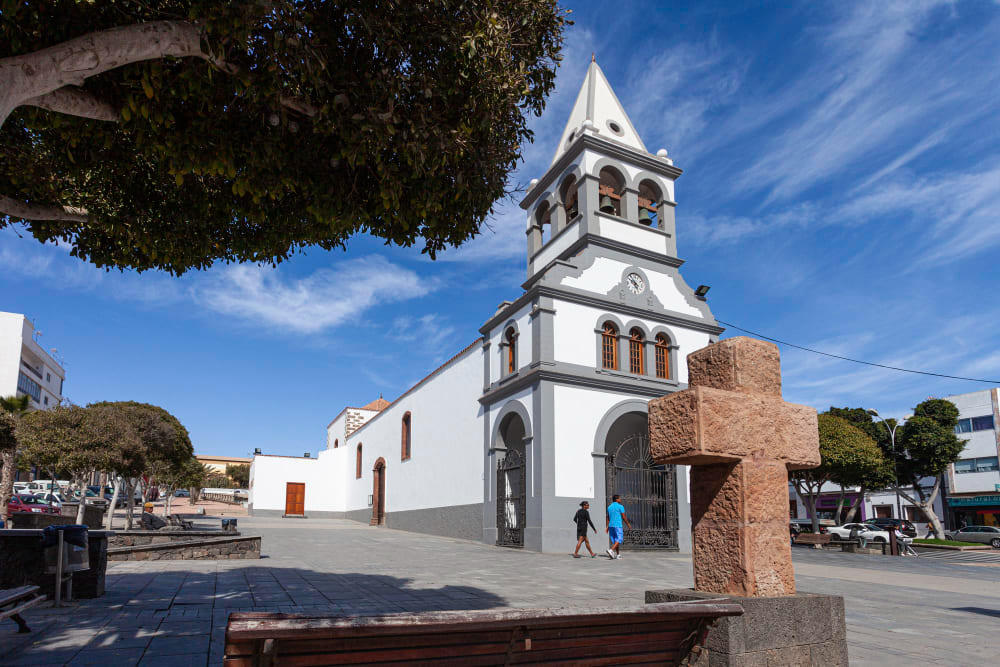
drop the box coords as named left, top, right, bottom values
left=638, top=207, right=653, bottom=225
left=600, top=194, right=615, bottom=214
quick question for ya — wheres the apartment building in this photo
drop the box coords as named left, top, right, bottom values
left=0, top=311, right=65, bottom=410
left=945, top=388, right=1000, bottom=528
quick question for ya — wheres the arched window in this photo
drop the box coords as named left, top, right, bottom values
left=638, top=179, right=662, bottom=227
left=560, top=175, right=579, bottom=220
left=601, top=322, right=619, bottom=370
left=536, top=201, right=552, bottom=244
left=629, top=328, right=645, bottom=375
left=655, top=334, right=670, bottom=379
left=505, top=327, right=517, bottom=374
left=598, top=167, right=625, bottom=217
left=401, top=412, right=412, bottom=461
left=334, top=438, right=339, bottom=449
left=356, top=444, right=363, bottom=479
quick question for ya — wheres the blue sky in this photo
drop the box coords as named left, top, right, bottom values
left=3, top=1, right=1000, bottom=456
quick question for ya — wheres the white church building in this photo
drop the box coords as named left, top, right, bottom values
left=248, top=60, right=722, bottom=553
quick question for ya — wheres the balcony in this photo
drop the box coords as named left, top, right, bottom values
left=21, top=360, right=43, bottom=379
left=17, top=372, right=41, bottom=402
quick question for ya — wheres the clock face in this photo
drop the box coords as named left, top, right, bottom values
left=626, top=273, right=645, bottom=294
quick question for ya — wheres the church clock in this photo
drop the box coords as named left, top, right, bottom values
left=626, top=273, right=645, bottom=294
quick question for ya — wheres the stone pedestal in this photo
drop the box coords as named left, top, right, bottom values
left=646, top=589, right=848, bottom=666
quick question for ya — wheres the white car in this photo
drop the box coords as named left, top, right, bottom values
left=826, top=523, right=891, bottom=543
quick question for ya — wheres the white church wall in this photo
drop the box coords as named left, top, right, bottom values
left=248, top=455, right=333, bottom=515
left=326, top=413, right=346, bottom=450
left=531, top=218, right=582, bottom=268
left=552, top=384, right=624, bottom=498
left=343, top=344, right=484, bottom=515
left=595, top=216, right=670, bottom=255
left=559, top=258, right=704, bottom=318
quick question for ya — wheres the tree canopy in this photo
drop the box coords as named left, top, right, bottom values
left=0, top=1, right=569, bottom=274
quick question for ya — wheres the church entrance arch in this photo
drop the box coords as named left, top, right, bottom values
left=495, top=411, right=527, bottom=547
left=371, top=458, right=386, bottom=526
left=602, top=409, right=678, bottom=550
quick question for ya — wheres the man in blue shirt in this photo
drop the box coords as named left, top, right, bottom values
left=606, top=494, right=631, bottom=560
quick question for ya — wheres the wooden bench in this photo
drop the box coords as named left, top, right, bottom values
left=793, top=533, right=832, bottom=547
left=1, top=586, right=47, bottom=633
left=224, top=602, right=744, bottom=666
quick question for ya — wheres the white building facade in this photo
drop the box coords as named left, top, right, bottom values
left=944, top=388, right=1000, bottom=528
left=0, top=311, right=65, bottom=410
left=248, top=62, right=722, bottom=553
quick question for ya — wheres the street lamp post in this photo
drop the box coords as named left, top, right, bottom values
left=868, top=409, right=905, bottom=520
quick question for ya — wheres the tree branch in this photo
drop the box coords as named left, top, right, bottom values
left=0, top=21, right=205, bottom=126
left=24, top=86, right=119, bottom=122
left=0, top=195, right=89, bottom=223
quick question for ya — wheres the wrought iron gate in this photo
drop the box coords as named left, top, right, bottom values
left=496, top=448, right=525, bottom=547
left=606, top=432, right=678, bottom=549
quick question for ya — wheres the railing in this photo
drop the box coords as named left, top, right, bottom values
left=201, top=490, right=247, bottom=505
left=21, top=361, right=43, bottom=379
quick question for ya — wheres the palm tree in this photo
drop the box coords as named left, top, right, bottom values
left=0, top=394, right=31, bottom=524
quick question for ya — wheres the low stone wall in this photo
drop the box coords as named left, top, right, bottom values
left=9, top=504, right=105, bottom=530
left=107, top=535, right=260, bottom=561
left=109, top=531, right=238, bottom=547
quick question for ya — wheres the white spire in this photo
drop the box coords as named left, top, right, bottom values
left=550, top=57, right=647, bottom=167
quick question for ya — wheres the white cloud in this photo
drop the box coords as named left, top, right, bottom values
left=195, top=256, right=435, bottom=334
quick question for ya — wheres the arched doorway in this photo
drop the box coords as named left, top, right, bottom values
left=604, top=411, right=678, bottom=549
left=371, top=458, right=386, bottom=526
left=496, top=412, right=526, bottom=547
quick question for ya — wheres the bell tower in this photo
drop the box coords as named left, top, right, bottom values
left=520, top=58, right=681, bottom=281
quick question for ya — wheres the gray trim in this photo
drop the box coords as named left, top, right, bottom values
left=497, top=319, right=520, bottom=380
left=488, top=400, right=534, bottom=549
left=480, top=360, right=683, bottom=405
left=593, top=313, right=626, bottom=371
left=481, top=339, right=491, bottom=392
left=530, top=296, right=556, bottom=367
left=607, top=266, right=665, bottom=311
left=521, top=134, right=682, bottom=210
left=649, top=325, right=679, bottom=381
left=332, top=503, right=482, bottom=542
left=592, top=399, right=651, bottom=526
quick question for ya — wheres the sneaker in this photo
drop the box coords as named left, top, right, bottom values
left=572, top=554, right=581, bottom=558
left=615, top=552, right=622, bottom=559
left=590, top=553, right=596, bottom=558
left=606, top=548, right=615, bottom=559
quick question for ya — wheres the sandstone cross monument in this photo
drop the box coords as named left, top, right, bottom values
left=648, top=336, right=819, bottom=596
left=645, top=337, right=847, bottom=665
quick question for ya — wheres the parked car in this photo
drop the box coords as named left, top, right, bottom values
left=72, top=489, right=109, bottom=508
left=7, top=494, right=60, bottom=515
left=33, top=491, right=68, bottom=509
left=790, top=518, right=835, bottom=534
left=864, top=518, right=917, bottom=538
left=826, top=523, right=891, bottom=543
left=947, top=526, right=1000, bottom=548
left=174, top=489, right=191, bottom=498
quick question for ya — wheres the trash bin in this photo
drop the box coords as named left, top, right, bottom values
left=222, top=518, right=238, bottom=532
left=42, top=525, right=90, bottom=573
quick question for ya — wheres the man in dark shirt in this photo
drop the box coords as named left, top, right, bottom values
left=573, top=501, right=598, bottom=558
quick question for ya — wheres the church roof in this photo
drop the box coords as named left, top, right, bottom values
left=361, top=397, right=391, bottom=411
left=550, top=58, right=647, bottom=168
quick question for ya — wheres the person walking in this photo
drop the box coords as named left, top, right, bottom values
left=572, top=501, right=598, bottom=558
left=606, top=494, right=631, bottom=560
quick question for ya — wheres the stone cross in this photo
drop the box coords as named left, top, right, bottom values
left=649, top=337, right=820, bottom=597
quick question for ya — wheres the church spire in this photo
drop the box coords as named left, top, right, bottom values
left=550, top=58, right=647, bottom=167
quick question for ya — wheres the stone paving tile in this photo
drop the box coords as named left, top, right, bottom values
left=66, top=646, right=146, bottom=666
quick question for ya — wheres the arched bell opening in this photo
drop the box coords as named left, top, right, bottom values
left=598, top=167, right=625, bottom=218
left=535, top=200, right=552, bottom=245
left=560, top=174, right=580, bottom=221
left=638, top=179, right=662, bottom=227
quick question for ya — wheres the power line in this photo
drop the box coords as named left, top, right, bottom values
left=715, top=320, right=1000, bottom=385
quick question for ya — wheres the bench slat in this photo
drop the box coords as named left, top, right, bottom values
left=257, top=618, right=685, bottom=656
left=0, top=586, right=41, bottom=608
left=0, top=594, right=47, bottom=621
left=226, top=602, right=741, bottom=640
left=258, top=628, right=688, bottom=665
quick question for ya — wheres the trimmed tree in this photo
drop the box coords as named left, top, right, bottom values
left=824, top=406, right=894, bottom=523
left=0, top=1, right=568, bottom=274
left=226, top=463, right=250, bottom=488
left=0, top=395, right=31, bottom=524
left=791, top=414, right=887, bottom=534
left=895, top=399, right=965, bottom=538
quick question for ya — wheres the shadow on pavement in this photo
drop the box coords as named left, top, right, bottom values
left=2, top=565, right=508, bottom=665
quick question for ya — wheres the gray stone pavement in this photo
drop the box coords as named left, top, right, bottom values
left=3, top=517, right=998, bottom=665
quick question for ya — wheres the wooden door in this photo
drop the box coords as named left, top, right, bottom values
left=285, top=482, right=305, bottom=515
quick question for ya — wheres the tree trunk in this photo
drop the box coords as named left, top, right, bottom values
left=164, top=486, right=173, bottom=517
left=106, top=476, right=121, bottom=530
left=834, top=486, right=848, bottom=525
left=74, top=476, right=88, bottom=525
left=124, top=478, right=135, bottom=530
left=0, top=449, right=15, bottom=524
left=844, top=485, right=866, bottom=522
left=898, top=479, right=945, bottom=539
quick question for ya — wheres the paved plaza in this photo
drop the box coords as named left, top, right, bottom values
left=3, top=517, right=999, bottom=665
